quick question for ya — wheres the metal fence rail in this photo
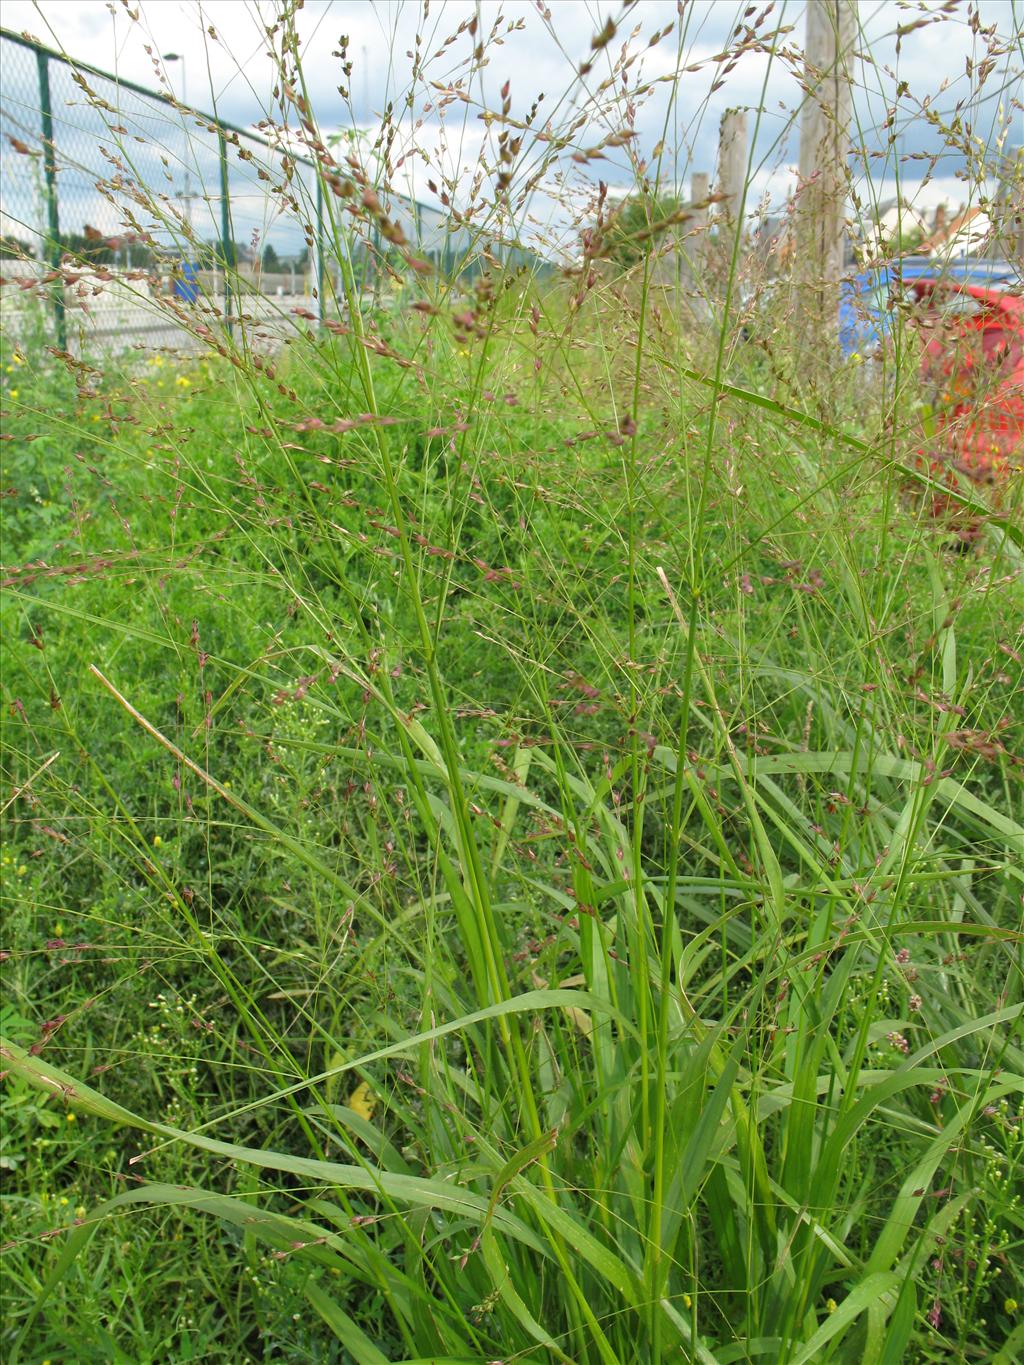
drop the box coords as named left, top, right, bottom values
left=0, top=28, right=540, bottom=352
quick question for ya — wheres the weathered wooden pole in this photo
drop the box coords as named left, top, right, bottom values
left=796, top=0, right=858, bottom=340
left=716, top=109, right=748, bottom=236
left=678, top=170, right=710, bottom=313
left=690, top=172, right=710, bottom=232
left=689, top=170, right=709, bottom=266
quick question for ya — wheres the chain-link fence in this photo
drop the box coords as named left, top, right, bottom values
left=0, top=28, right=542, bottom=353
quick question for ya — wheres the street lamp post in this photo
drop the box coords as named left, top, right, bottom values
left=163, top=52, right=193, bottom=234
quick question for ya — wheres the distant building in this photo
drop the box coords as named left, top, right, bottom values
left=917, top=204, right=992, bottom=259
left=857, top=196, right=930, bottom=257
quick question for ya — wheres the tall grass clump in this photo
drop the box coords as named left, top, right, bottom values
left=1, top=2, right=1022, bottom=1362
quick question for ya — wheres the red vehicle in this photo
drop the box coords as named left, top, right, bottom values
left=912, top=279, right=1023, bottom=496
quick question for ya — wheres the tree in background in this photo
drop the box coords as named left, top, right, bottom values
left=261, top=243, right=280, bottom=272
left=0, top=234, right=35, bottom=259
left=58, top=232, right=117, bottom=264
left=55, top=232, right=156, bottom=268
left=604, top=193, right=687, bottom=268
left=880, top=223, right=925, bottom=256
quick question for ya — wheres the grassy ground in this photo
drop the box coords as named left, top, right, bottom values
left=1, top=275, right=1022, bottom=1364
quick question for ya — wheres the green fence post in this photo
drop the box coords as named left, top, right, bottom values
left=315, top=173, right=325, bottom=323
left=36, top=46, right=66, bottom=350
left=217, top=129, right=233, bottom=336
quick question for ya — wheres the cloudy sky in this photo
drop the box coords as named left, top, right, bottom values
left=1, top=1, right=1020, bottom=257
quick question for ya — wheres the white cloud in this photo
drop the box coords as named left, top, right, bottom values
left=1, top=0, right=1018, bottom=260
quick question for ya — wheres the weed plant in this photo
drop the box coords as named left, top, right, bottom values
left=1, top=3, right=1022, bottom=1363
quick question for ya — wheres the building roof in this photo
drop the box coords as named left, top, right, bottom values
left=918, top=205, right=989, bottom=255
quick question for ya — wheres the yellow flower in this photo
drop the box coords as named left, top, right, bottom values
left=1006, top=1298, right=1019, bottom=1314
left=152, top=835, right=162, bottom=847
left=66, top=1113, right=76, bottom=1123
left=13, top=353, right=24, bottom=365
left=826, top=1298, right=838, bottom=1314
left=91, top=413, right=101, bottom=422
left=175, top=375, right=190, bottom=388
left=346, top=1081, right=376, bottom=1121
left=9, top=389, right=18, bottom=399
left=76, top=1205, right=87, bottom=1217
left=16, top=864, right=27, bottom=876
left=682, top=1293, right=692, bottom=1310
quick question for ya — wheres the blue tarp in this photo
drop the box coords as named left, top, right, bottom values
left=172, top=260, right=200, bottom=303
left=838, top=256, right=1019, bottom=355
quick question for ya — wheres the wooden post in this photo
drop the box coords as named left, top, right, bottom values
left=796, top=0, right=858, bottom=340
left=716, top=110, right=748, bottom=235
left=679, top=171, right=710, bottom=314
left=689, top=172, right=709, bottom=246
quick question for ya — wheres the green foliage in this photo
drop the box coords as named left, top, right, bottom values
left=55, top=232, right=157, bottom=268
left=0, top=235, right=36, bottom=260
left=604, top=192, right=687, bottom=267
left=3, top=281, right=1022, bottom=1361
